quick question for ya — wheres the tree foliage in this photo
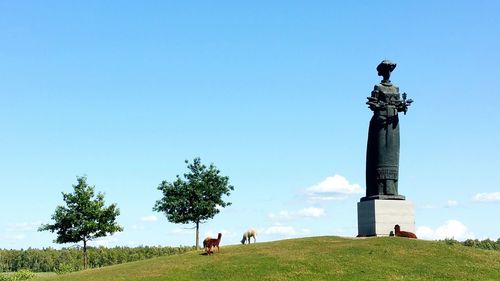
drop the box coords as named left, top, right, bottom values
left=153, top=158, right=234, bottom=249
left=442, top=238, right=500, bottom=251
left=38, top=176, right=123, bottom=269
left=0, top=246, right=194, bottom=273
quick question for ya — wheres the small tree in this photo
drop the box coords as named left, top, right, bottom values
left=153, top=158, right=234, bottom=249
left=39, top=176, right=123, bottom=269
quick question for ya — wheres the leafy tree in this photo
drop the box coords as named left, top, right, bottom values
left=153, top=158, right=234, bottom=249
left=38, top=176, right=123, bottom=269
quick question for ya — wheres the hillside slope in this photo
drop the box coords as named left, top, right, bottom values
left=38, top=236, right=500, bottom=281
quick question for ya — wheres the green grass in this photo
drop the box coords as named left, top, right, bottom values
left=36, top=236, right=500, bottom=281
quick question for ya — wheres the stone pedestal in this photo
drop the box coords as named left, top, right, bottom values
left=357, top=199, right=415, bottom=237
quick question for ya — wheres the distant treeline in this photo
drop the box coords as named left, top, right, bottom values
left=0, top=245, right=194, bottom=273
left=443, top=238, right=500, bottom=251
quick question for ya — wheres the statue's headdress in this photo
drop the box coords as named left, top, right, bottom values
left=376, top=60, right=397, bottom=83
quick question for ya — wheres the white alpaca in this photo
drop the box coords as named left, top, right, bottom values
left=241, top=228, right=257, bottom=244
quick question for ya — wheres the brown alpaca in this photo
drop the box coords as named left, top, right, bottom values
left=394, top=224, right=417, bottom=239
left=203, top=236, right=212, bottom=249
left=204, top=233, right=222, bottom=254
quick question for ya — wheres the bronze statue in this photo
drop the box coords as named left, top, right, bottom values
left=362, top=60, right=413, bottom=201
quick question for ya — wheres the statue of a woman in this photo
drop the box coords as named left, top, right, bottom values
left=363, top=60, right=412, bottom=201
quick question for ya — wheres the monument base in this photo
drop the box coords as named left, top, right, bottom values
left=357, top=199, right=415, bottom=237
left=360, top=194, right=406, bottom=201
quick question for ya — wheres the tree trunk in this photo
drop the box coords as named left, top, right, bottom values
left=195, top=220, right=200, bottom=250
left=83, top=239, right=87, bottom=270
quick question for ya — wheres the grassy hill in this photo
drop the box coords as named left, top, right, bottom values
left=37, top=236, right=500, bottom=281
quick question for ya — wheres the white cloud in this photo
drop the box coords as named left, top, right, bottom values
left=0, top=221, right=45, bottom=249
left=473, top=192, right=500, bottom=202
left=446, top=200, right=458, bottom=208
left=269, top=210, right=293, bottom=220
left=269, top=207, right=325, bottom=221
left=263, top=224, right=311, bottom=238
left=264, top=225, right=298, bottom=236
left=417, top=220, right=475, bottom=241
left=297, top=207, right=325, bottom=218
left=305, top=175, right=363, bottom=201
left=7, top=222, right=41, bottom=232
left=416, top=226, right=434, bottom=239
left=88, top=234, right=121, bottom=247
left=4, top=222, right=40, bottom=242
left=140, top=215, right=158, bottom=222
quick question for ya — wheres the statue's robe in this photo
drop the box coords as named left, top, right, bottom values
left=365, top=83, right=403, bottom=199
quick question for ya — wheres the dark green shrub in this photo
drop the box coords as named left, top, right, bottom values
left=443, top=238, right=460, bottom=246
left=0, top=269, right=35, bottom=281
left=54, top=263, right=73, bottom=275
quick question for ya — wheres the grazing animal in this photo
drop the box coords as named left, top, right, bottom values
left=204, top=233, right=222, bottom=254
left=241, top=228, right=257, bottom=244
left=203, top=236, right=212, bottom=249
left=394, top=224, right=417, bottom=239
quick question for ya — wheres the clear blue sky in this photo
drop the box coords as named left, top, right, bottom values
left=1, top=1, right=499, bottom=249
